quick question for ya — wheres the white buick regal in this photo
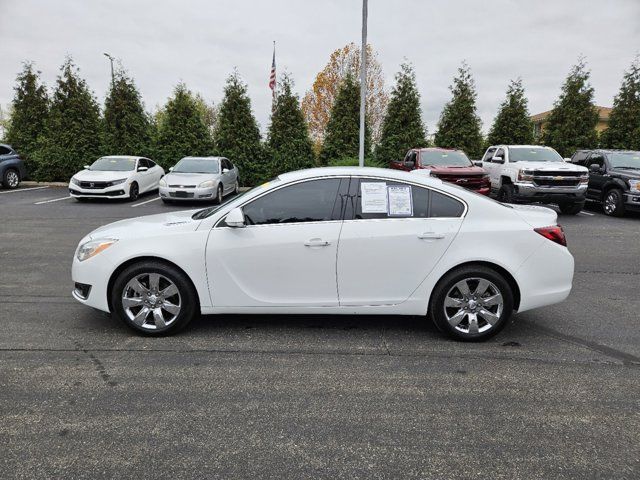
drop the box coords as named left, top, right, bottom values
left=72, top=167, right=574, bottom=341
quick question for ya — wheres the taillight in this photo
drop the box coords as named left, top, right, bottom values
left=534, top=225, right=567, bottom=247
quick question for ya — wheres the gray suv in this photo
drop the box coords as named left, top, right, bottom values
left=0, top=144, right=27, bottom=189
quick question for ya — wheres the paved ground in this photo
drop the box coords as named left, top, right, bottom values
left=1, top=186, right=639, bottom=479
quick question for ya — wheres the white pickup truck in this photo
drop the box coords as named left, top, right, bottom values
left=480, top=145, right=589, bottom=214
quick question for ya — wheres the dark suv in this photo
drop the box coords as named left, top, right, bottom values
left=0, top=144, right=27, bottom=189
left=570, top=149, right=640, bottom=216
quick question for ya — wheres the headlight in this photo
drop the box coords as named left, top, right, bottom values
left=580, top=173, right=589, bottom=184
left=110, top=178, right=127, bottom=186
left=518, top=170, right=534, bottom=182
left=198, top=180, right=215, bottom=188
left=76, top=238, right=118, bottom=262
left=629, top=179, right=640, bottom=193
left=159, top=177, right=167, bottom=187
left=71, top=177, right=81, bottom=186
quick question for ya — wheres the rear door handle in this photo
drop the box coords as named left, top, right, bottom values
left=418, top=232, right=445, bottom=240
left=304, top=238, right=331, bottom=247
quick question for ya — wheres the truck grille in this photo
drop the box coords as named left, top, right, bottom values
left=532, top=171, right=582, bottom=188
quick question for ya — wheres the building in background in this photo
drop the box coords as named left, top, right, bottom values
left=531, top=106, right=611, bottom=141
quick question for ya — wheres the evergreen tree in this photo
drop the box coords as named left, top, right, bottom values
left=102, top=70, right=152, bottom=157
left=5, top=62, right=49, bottom=163
left=266, top=74, right=315, bottom=177
left=319, top=74, right=371, bottom=165
left=154, top=83, right=213, bottom=168
left=434, top=62, right=483, bottom=158
left=375, top=62, right=427, bottom=163
left=487, top=78, right=534, bottom=146
left=213, top=71, right=264, bottom=186
left=601, top=57, right=640, bottom=150
left=543, top=59, right=599, bottom=157
left=32, top=58, right=100, bottom=180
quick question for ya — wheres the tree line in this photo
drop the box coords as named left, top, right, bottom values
left=3, top=49, right=640, bottom=185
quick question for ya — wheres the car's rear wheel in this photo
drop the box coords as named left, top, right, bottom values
left=215, top=184, right=223, bottom=204
left=559, top=202, right=584, bottom=215
left=603, top=188, right=624, bottom=217
left=111, top=261, right=198, bottom=335
left=429, top=265, right=514, bottom=341
left=129, top=182, right=139, bottom=201
left=497, top=183, right=515, bottom=203
left=3, top=168, right=20, bottom=189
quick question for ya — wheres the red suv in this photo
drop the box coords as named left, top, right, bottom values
left=390, top=148, right=490, bottom=195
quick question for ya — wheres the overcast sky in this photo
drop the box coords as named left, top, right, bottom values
left=1, top=0, right=639, bottom=135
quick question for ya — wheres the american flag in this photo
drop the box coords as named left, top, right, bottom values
left=268, top=43, right=276, bottom=96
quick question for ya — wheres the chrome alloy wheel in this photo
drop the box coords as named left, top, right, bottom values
left=443, top=277, right=504, bottom=335
left=216, top=185, right=223, bottom=203
left=6, top=170, right=19, bottom=188
left=121, top=273, right=181, bottom=330
left=604, top=191, right=618, bottom=214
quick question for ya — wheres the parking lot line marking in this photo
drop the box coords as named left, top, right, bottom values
left=34, top=196, right=72, bottom=205
left=0, top=186, right=49, bottom=194
left=579, top=211, right=595, bottom=216
left=131, top=197, right=161, bottom=207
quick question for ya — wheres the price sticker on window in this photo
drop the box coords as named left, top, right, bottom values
left=387, top=185, right=413, bottom=216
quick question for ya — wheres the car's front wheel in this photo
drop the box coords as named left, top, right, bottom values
left=2, top=168, right=20, bottom=189
left=111, top=261, right=198, bottom=335
left=129, top=182, right=139, bottom=201
left=603, top=188, right=625, bottom=217
left=215, top=184, right=223, bottom=204
left=559, top=201, right=584, bottom=215
left=497, top=183, right=515, bottom=203
left=429, top=265, right=514, bottom=341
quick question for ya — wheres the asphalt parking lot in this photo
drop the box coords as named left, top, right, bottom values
left=1, top=186, right=639, bottom=479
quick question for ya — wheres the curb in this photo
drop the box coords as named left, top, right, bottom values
left=21, top=181, right=70, bottom=187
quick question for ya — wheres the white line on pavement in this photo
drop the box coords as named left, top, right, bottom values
left=0, top=186, right=49, bottom=194
left=34, top=196, right=72, bottom=205
left=131, top=197, right=161, bottom=207
left=579, top=211, right=595, bottom=216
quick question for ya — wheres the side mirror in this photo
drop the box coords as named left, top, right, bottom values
left=137, top=166, right=148, bottom=172
left=404, top=160, right=415, bottom=169
left=169, top=167, right=174, bottom=172
left=83, top=165, right=90, bottom=169
left=473, top=161, right=483, bottom=167
left=491, top=156, right=505, bottom=164
left=589, top=163, right=603, bottom=173
left=564, top=158, right=572, bottom=162
left=222, top=168, right=230, bottom=174
left=225, top=207, right=246, bottom=228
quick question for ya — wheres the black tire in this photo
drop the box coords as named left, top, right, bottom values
left=429, top=265, right=514, bottom=342
left=161, top=198, right=172, bottom=204
left=2, top=168, right=20, bottom=189
left=129, top=182, right=139, bottom=202
left=74, top=197, right=88, bottom=202
left=111, top=261, right=198, bottom=336
left=602, top=188, right=625, bottom=217
left=497, top=183, right=515, bottom=203
left=215, top=184, right=223, bottom=204
left=234, top=180, right=240, bottom=195
left=559, top=202, right=584, bottom=215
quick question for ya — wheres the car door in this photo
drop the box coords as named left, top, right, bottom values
left=145, top=158, right=163, bottom=187
left=585, top=153, right=607, bottom=199
left=135, top=158, right=151, bottom=192
left=481, top=147, right=498, bottom=188
left=206, top=177, right=346, bottom=307
left=221, top=158, right=235, bottom=193
left=336, top=177, right=465, bottom=306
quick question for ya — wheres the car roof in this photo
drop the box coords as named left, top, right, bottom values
left=278, top=166, right=445, bottom=188
left=588, top=149, right=640, bottom=154
left=100, top=155, right=142, bottom=160
left=179, top=156, right=222, bottom=161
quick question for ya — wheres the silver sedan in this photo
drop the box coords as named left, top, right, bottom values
left=159, top=156, right=239, bottom=203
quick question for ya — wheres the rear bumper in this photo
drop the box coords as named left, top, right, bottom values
left=513, top=182, right=587, bottom=203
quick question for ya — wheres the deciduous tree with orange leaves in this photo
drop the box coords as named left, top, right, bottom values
left=302, top=43, right=388, bottom=152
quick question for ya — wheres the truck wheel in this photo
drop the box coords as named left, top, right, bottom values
left=2, top=168, right=20, bottom=189
left=603, top=189, right=625, bottom=217
left=497, top=184, right=515, bottom=203
left=559, top=202, right=584, bottom=215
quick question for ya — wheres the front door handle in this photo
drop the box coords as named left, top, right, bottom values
left=418, top=232, right=445, bottom=240
left=304, top=238, right=331, bottom=247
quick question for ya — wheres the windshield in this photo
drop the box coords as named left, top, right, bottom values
left=420, top=150, right=472, bottom=167
left=608, top=152, right=640, bottom=169
left=173, top=158, right=220, bottom=174
left=192, top=178, right=281, bottom=220
left=90, top=157, right=136, bottom=171
left=509, top=147, right=563, bottom=163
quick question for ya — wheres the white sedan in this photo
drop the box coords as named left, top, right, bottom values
left=69, top=156, right=165, bottom=201
left=71, top=167, right=574, bottom=341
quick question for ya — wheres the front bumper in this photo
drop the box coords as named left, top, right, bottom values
left=71, top=254, right=115, bottom=312
left=512, top=182, right=587, bottom=203
left=69, top=183, right=129, bottom=198
left=623, top=191, right=640, bottom=210
left=159, top=185, right=216, bottom=200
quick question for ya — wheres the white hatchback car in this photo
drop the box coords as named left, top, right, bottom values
left=69, top=156, right=165, bottom=201
left=71, top=167, right=574, bottom=341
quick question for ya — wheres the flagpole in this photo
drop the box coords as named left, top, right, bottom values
left=358, top=0, right=368, bottom=168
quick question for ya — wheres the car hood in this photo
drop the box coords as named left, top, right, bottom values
left=73, top=169, right=133, bottom=181
left=164, top=172, right=220, bottom=186
left=85, top=209, right=202, bottom=241
left=511, top=162, right=587, bottom=172
left=611, top=168, right=640, bottom=179
left=422, top=165, right=486, bottom=175
left=509, top=204, right=558, bottom=228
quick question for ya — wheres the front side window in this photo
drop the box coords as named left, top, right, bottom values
left=588, top=154, right=605, bottom=169
left=508, top=147, right=563, bottom=163
left=89, top=156, right=137, bottom=171
left=482, top=148, right=496, bottom=162
left=0, top=146, right=12, bottom=155
left=242, top=178, right=342, bottom=225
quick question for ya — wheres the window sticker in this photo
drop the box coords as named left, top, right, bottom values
left=387, top=185, right=413, bottom=216
left=360, top=182, right=388, bottom=213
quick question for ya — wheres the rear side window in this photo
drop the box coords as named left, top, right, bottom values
left=242, top=178, right=342, bottom=225
left=350, top=178, right=464, bottom=219
left=146, top=159, right=157, bottom=168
